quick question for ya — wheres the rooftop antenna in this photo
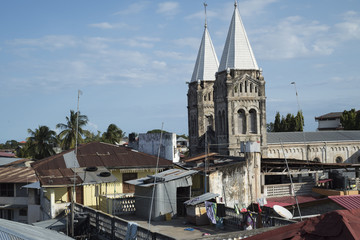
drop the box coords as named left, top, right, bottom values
left=291, top=82, right=307, bottom=162
left=71, top=89, right=82, bottom=237
left=203, top=2, right=208, bottom=28
left=147, top=122, right=164, bottom=238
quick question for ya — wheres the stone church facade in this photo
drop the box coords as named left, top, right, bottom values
left=187, top=3, right=360, bottom=163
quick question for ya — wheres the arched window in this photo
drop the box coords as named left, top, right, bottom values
left=222, top=110, right=226, bottom=134
left=238, top=109, right=246, bottom=134
left=206, top=115, right=213, bottom=131
left=240, top=83, right=242, bottom=92
left=208, top=93, right=211, bottom=101
left=335, top=156, right=343, bottom=163
left=313, top=157, right=320, bottom=162
left=249, top=109, right=257, bottom=133
left=245, top=81, right=248, bottom=93
left=250, top=83, right=253, bottom=93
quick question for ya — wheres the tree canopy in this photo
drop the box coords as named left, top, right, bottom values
left=26, top=125, right=57, bottom=160
left=102, top=124, right=125, bottom=144
left=56, top=110, right=88, bottom=150
left=341, top=109, right=360, bottom=130
left=270, top=111, right=304, bottom=132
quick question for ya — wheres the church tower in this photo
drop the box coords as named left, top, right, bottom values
left=187, top=4, right=219, bottom=156
left=214, top=2, right=267, bottom=156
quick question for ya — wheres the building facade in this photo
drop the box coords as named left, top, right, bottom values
left=188, top=3, right=267, bottom=156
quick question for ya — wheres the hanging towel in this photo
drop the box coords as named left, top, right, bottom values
left=205, top=201, right=217, bottom=224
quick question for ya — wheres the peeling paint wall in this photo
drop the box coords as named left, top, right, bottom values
left=209, top=153, right=261, bottom=207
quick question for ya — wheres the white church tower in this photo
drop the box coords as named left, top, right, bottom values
left=187, top=4, right=219, bottom=156
left=214, top=2, right=267, bottom=156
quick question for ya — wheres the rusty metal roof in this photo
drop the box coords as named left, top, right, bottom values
left=36, top=168, right=81, bottom=187
left=329, top=195, right=360, bottom=210
left=0, top=167, right=37, bottom=183
left=32, top=142, right=173, bottom=171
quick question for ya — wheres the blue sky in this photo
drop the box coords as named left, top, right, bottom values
left=1, top=0, right=359, bottom=143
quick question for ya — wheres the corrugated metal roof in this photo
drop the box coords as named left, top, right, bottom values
left=267, top=131, right=360, bottom=144
left=265, top=195, right=322, bottom=208
left=75, top=166, right=118, bottom=185
left=184, top=192, right=219, bottom=206
left=0, top=218, right=73, bottom=240
left=329, top=195, right=360, bottom=210
left=0, top=157, right=24, bottom=166
left=191, top=25, right=219, bottom=82
left=0, top=167, right=37, bottom=183
left=32, top=142, right=173, bottom=171
left=37, top=168, right=82, bottom=187
left=315, top=112, right=343, bottom=120
left=126, top=169, right=197, bottom=187
left=218, top=3, right=258, bottom=72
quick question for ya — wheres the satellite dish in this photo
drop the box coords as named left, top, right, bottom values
left=273, top=205, right=293, bottom=220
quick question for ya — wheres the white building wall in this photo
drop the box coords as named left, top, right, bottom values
left=138, top=133, right=180, bottom=162
left=267, top=142, right=360, bottom=164
left=317, top=119, right=341, bottom=130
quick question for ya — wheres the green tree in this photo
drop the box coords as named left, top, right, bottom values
left=27, top=125, right=57, bottom=160
left=341, top=109, right=359, bottom=130
left=295, top=111, right=304, bottom=131
left=274, top=112, right=281, bottom=132
left=84, top=130, right=102, bottom=143
left=102, top=124, right=125, bottom=144
left=56, top=110, right=88, bottom=150
left=272, top=111, right=304, bottom=132
left=147, top=129, right=169, bottom=134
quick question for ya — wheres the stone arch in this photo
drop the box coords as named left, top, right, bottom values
left=237, top=109, right=246, bottom=134
left=335, top=156, right=343, bottom=163
left=313, top=157, right=320, bottom=162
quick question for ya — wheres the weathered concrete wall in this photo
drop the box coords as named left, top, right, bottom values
left=139, top=132, right=180, bottom=162
left=267, top=142, right=360, bottom=163
left=209, top=152, right=261, bottom=207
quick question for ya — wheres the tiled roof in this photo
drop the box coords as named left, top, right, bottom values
left=218, top=3, right=258, bottom=72
left=329, top=195, right=360, bottom=210
left=267, top=131, right=360, bottom=144
left=191, top=25, right=219, bottom=82
left=32, top=142, right=173, bottom=171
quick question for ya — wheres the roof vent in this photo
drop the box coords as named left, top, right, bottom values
left=86, top=166, right=98, bottom=172
left=99, top=172, right=111, bottom=177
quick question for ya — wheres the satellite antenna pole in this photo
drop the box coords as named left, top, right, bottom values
left=147, top=123, right=164, bottom=238
left=71, top=90, right=82, bottom=237
left=291, top=82, right=307, bottom=162
left=280, top=140, right=302, bottom=221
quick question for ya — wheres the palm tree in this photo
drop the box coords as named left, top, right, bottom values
left=27, top=125, right=57, bottom=160
left=56, top=110, right=88, bottom=150
left=102, top=124, right=125, bottom=144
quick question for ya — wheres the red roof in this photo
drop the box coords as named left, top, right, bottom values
left=265, top=195, right=320, bottom=208
left=0, top=152, right=16, bottom=158
left=329, top=195, right=360, bottom=210
left=245, top=209, right=360, bottom=240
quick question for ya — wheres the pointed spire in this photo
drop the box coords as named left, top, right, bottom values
left=218, top=3, right=259, bottom=72
left=191, top=4, right=219, bottom=82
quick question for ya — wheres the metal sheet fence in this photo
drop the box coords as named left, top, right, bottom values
left=74, top=203, right=175, bottom=240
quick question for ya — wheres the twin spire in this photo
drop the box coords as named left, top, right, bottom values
left=191, top=2, right=258, bottom=82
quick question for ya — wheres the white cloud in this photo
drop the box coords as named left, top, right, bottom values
left=154, top=50, right=194, bottom=61
left=10, top=35, right=77, bottom=51
left=240, top=0, right=279, bottom=17
left=157, top=2, right=179, bottom=16
left=114, top=1, right=150, bottom=15
left=152, top=60, right=167, bottom=69
left=253, top=11, right=360, bottom=60
left=173, top=37, right=199, bottom=49
left=89, top=22, right=127, bottom=29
